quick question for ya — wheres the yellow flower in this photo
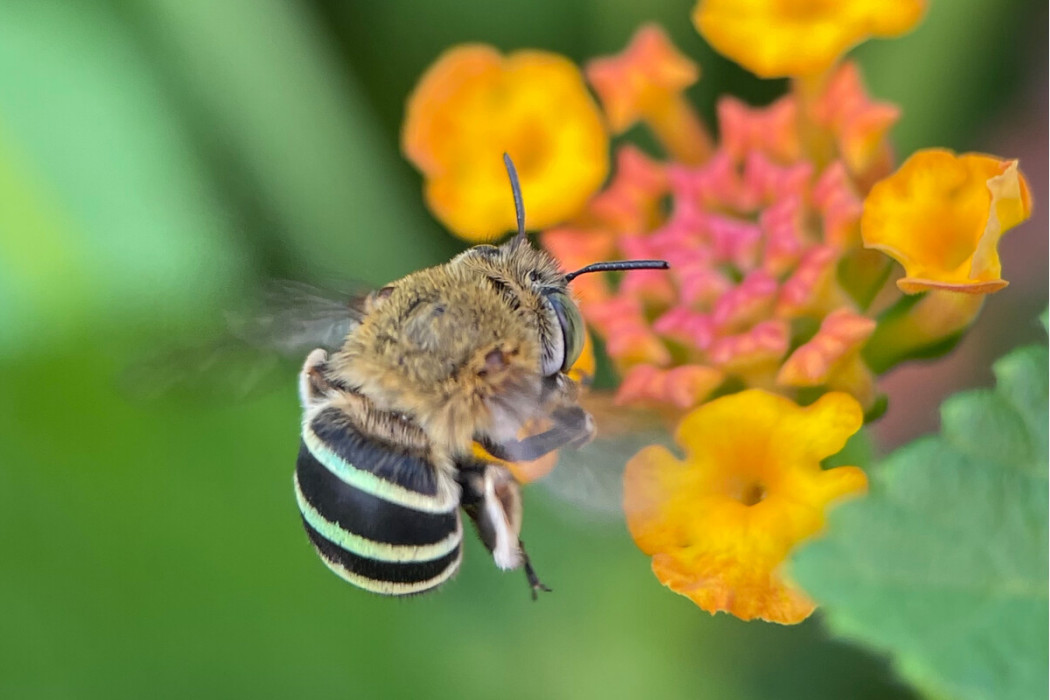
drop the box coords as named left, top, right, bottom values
left=624, top=390, right=867, bottom=623
left=861, top=149, right=1033, bottom=294
left=403, top=45, right=608, bottom=241
left=693, top=0, right=926, bottom=78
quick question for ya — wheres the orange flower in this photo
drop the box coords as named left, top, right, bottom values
left=624, top=390, right=867, bottom=623
left=586, top=25, right=712, bottom=164
left=693, top=0, right=926, bottom=78
left=403, top=45, right=608, bottom=241
left=861, top=149, right=1033, bottom=294
left=811, top=61, right=900, bottom=179
left=541, top=68, right=887, bottom=409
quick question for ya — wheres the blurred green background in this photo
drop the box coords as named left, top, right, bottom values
left=0, top=1, right=1045, bottom=698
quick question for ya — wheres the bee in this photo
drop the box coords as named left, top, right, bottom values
left=294, top=155, right=668, bottom=598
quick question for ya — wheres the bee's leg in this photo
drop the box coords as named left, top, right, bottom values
left=298, top=348, right=331, bottom=410
left=459, top=463, right=523, bottom=570
left=519, top=539, right=552, bottom=601
left=458, top=463, right=552, bottom=600
left=484, top=406, right=595, bottom=463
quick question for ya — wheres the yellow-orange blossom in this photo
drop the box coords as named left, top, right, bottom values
left=402, top=45, right=608, bottom=241
left=693, top=0, right=927, bottom=79
left=862, top=150, right=1033, bottom=294
left=624, top=390, right=867, bottom=623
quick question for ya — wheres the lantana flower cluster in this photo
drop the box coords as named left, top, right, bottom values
left=554, top=51, right=891, bottom=413
left=401, top=1, right=1032, bottom=624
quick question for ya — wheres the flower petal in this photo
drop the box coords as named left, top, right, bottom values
left=693, top=0, right=927, bottom=79
left=586, top=24, right=699, bottom=133
left=718, top=95, right=801, bottom=164
left=861, top=149, right=1032, bottom=294
left=616, top=364, right=724, bottom=409
left=773, top=391, right=864, bottom=465
left=588, top=145, right=669, bottom=233
left=586, top=25, right=713, bottom=163
left=812, top=62, right=900, bottom=178
left=812, top=161, right=863, bottom=249
left=777, top=309, right=875, bottom=387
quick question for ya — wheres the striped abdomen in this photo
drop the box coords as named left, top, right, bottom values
left=294, top=406, right=462, bottom=595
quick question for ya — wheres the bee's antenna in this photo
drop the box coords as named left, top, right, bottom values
left=565, top=260, right=670, bottom=282
left=503, top=153, right=527, bottom=245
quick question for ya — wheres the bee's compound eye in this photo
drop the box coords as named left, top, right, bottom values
left=547, top=291, right=585, bottom=374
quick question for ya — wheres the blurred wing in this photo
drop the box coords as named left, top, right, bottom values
left=224, top=279, right=367, bottom=357
left=121, top=340, right=288, bottom=402
left=123, top=280, right=369, bottom=401
left=533, top=394, right=675, bottom=520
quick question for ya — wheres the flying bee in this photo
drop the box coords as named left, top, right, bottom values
left=293, top=155, right=668, bottom=598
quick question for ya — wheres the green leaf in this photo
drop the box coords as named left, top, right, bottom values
left=792, top=333, right=1049, bottom=700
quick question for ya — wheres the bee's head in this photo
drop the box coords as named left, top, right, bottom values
left=452, top=155, right=668, bottom=378
left=453, top=238, right=585, bottom=377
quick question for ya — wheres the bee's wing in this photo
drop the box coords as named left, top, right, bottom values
left=537, top=435, right=665, bottom=519
left=224, top=279, right=367, bottom=357
left=123, top=280, right=369, bottom=401
left=533, top=395, right=675, bottom=520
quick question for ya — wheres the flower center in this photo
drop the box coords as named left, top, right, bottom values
left=724, top=475, right=768, bottom=506
left=740, top=482, right=767, bottom=506
left=507, top=121, right=551, bottom=177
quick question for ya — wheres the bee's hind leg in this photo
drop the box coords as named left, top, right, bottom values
left=458, top=463, right=553, bottom=600
left=519, top=539, right=552, bottom=601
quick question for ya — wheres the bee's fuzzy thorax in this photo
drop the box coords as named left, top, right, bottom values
left=330, top=256, right=547, bottom=457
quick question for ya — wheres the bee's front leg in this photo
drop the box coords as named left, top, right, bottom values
left=481, top=405, right=595, bottom=463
